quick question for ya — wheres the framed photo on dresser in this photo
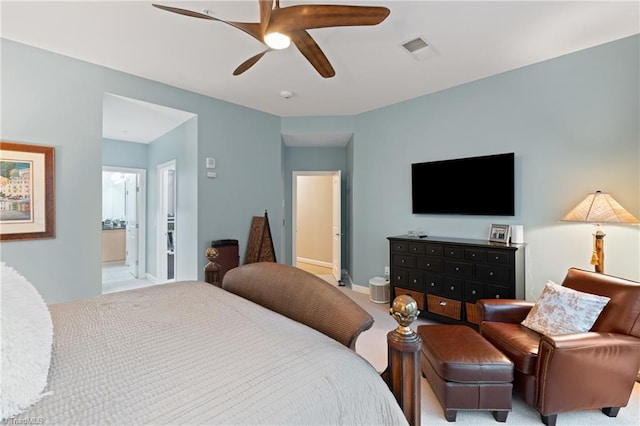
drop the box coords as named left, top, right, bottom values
left=489, top=224, right=510, bottom=243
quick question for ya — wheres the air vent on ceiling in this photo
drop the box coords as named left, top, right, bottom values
left=402, top=37, right=428, bottom=53
left=401, top=36, right=435, bottom=61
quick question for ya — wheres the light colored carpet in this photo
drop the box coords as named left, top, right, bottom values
left=340, top=286, right=640, bottom=426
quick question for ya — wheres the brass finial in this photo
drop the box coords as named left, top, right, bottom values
left=390, top=295, right=420, bottom=335
left=206, top=247, right=219, bottom=261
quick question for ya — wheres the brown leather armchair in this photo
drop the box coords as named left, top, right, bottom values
left=477, top=267, right=640, bottom=426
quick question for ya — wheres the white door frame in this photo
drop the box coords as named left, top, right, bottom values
left=102, top=166, right=146, bottom=279
left=292, top=171, right=341, bottom=281
left=157, top=160, right=176, bottom=282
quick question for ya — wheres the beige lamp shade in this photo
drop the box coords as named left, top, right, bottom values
left=561, top=191, right=640, bottom=224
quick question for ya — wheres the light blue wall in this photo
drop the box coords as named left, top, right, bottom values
left=350, top=35, right=639, bottom=296
left=146, top=119, right=198, bottom=281
left=283, top=146, right=350, bottom=267
left=103, top=138, right=148, bottom=169
left=1, top=39, right=282, bottom=303
left=2, top=35, right=638, bottom=304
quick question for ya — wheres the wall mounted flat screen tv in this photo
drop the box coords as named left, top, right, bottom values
left=412, top=152, right=515, bottom=216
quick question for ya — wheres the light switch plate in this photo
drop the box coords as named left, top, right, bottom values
left=206, top=157, right=216, bottom=168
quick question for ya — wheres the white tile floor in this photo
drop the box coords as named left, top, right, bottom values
left=101, top=261, right=157, bottom=294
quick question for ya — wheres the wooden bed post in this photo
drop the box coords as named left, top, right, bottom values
left=204, top=247, right=221, bottom=286
left=382, top=295, right=422, bottom=426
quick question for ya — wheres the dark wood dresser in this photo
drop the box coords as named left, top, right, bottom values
left=388, top=235, right=526, bottom=327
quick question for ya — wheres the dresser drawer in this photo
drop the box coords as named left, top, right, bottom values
left=465, top=302, right=481, bottom=325
left=464, top=280, right=485, bottom=302
left=408, top=243, right=426, bottom=255
left=394, top=287, right=425, bottom=311
left=417, top=256, right=444, bottom=272
left=486, top=284, right=510, bottom=300
left=427, top=294, right=462, bottom=320
left=406, top=270, right=424, bottom=292
left=424, top=244, right=443, bottom=257
left=487, top=250, right=510, bottom=264
left=425, top=273, right=443, bottom=295
left=465, top=248, right=486, bottom=262
left=444, top=261, right=473, bottom=278
left=443, top=278, right=463, bottom=299
left=476, top=264, right=510, bottom=284
left=391, top=241, right=408, bottom=253
left=444, top=246, right=464, bottom=259
left=391, top=268, right=408, bottom=287
left=393, top=254, right=416, bottom=268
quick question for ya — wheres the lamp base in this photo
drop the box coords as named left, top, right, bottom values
left=592, top=229, right=606, bottom=274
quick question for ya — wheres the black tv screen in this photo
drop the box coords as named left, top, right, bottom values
left=412, top=153, right=515, bottom=216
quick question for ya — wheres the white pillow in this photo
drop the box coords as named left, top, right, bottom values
left=1, top=262, right=53, bottom=420
left=521, top=280, right=610, bottom=336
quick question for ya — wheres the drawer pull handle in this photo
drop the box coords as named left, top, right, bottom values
left=471, top=254, right=476, bottom=257
left=439, top=301, right=447, bottom=306
left=450, top=251, right=454, bottom=255
left=455, top=267, right=460, bottom=271
left=426, top=263, right=431, bottom=267
left=430, top=282, right=435, bottom=287
left=397, top=276, right=401, bottom=280
left=401, top=259, right=405, bottom=263
left=450, top=286, right=455, bottom=291
left=413, top=279, right=417, bottom=284
left=496, top=295, right=501, bottom=299
left=495, top=256, right=499, bottom=260
left=472, top=290, right=476, bottom=295
left=489, top=271, right=494, bottom=276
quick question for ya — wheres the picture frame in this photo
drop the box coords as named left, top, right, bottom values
left=0, top=141, right=55, bottom=241
left=489, top=224, right=510, bottom=243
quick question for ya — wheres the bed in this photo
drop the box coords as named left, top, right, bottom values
left=2, top=262, right=413, bottom=425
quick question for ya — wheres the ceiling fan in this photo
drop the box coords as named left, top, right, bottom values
left=152, top=1, right=390, bottom=78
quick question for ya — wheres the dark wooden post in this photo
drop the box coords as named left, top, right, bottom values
left=382, top=295, right=422, bottom=426
left=204, top=247, right=221, bottom=286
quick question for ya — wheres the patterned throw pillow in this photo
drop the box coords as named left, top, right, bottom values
left=521, top=280, right=610, bottom=336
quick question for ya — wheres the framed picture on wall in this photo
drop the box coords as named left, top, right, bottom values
left=0, top=141, right=55, bottom=241
left=489, top=224, right=510, bottom=243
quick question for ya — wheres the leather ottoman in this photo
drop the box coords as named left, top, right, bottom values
left=417, top=324, right=513, bottom=422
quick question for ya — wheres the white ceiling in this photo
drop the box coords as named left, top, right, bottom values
left=2, top=1, right=639, bottom=144
left=103, top=93, right=196, bottom=143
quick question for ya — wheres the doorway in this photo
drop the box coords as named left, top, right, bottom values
left=101, top=166, right=147, bottom=293
left=157, top=160, right=177, bottom=282
left=292, top=171, right=342, bottom=284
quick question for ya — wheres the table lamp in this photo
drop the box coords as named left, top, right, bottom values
left=561, top=190, right=639, bottom=273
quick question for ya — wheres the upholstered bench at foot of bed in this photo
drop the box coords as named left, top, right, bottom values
left=417, top=324, right=514, bottom=422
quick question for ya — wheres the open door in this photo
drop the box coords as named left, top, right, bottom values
left=292, top=171, right=341, bottom=283
left=331, top=172, right=341, bottom=283
left=125, top=173, right=139, bottom=278
left=157, top=160, right=177, bottom=282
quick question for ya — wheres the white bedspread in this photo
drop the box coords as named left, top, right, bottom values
left=19, top=281, right=407, bottom=425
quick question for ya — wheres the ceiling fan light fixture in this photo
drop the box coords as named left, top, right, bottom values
left=264, top=32, right=291, bottom=50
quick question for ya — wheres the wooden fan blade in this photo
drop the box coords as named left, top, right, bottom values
left=289, top=30, right=335, bottom=78
left=269, top=5, right=390, bottom=33
left=152, top=4, right=216, bottom=20
left=152, top=4, right=265, bottom=43
left=258, top=0, right=273, bottom=34
left=233, top=50, right=270, bottom=76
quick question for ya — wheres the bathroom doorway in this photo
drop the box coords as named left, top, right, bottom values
left=101, top=166, right=146, bottom=292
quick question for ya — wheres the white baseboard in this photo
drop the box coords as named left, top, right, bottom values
left=351, top=283, right=369, bottom=294
left=296, top=257, right=333, bottom=269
